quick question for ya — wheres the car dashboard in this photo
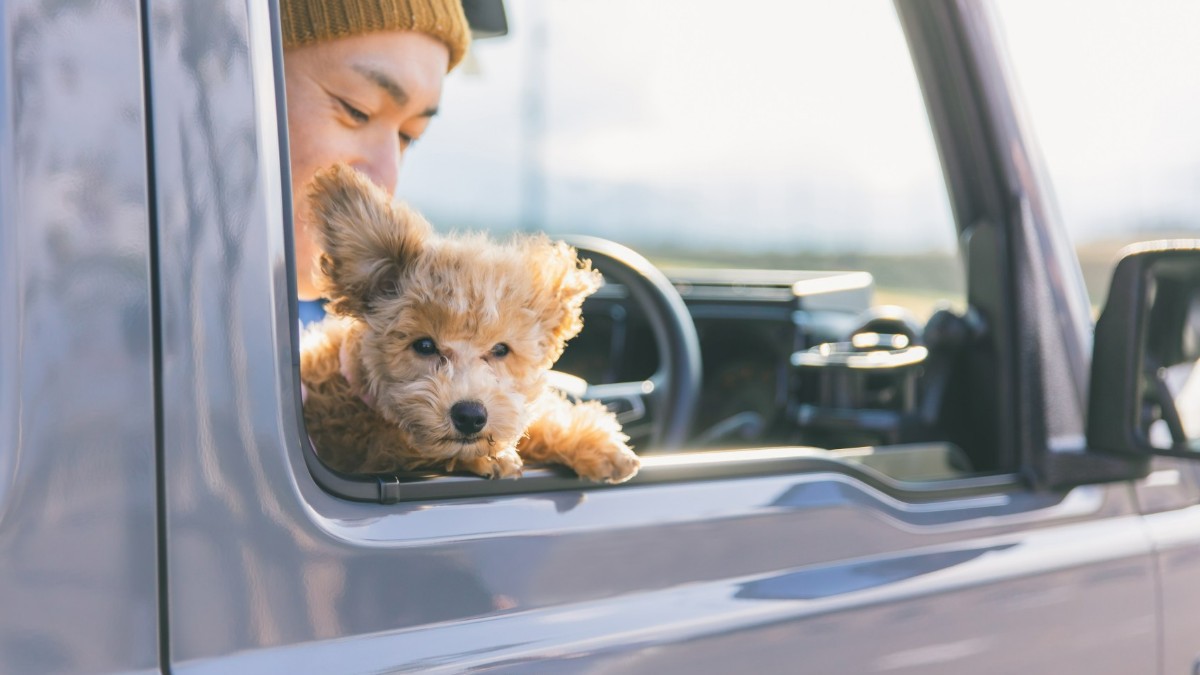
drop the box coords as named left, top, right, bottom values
left=557, top=267, right=946, bottom=451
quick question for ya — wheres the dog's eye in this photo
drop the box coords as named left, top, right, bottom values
left=412, top=338, right=439, bottom=356
left=490, top=343, right=510, bottom=358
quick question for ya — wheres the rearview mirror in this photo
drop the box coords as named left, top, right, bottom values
left=1088, top=240, right=1200, bottom=457
left=462, top=0, right=508, bottom=39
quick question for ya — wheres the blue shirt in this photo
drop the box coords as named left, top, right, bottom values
left=297, top=299, right=327, bottom=327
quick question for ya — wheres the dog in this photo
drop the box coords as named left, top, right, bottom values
left=299, top=164, right=640, bottom=483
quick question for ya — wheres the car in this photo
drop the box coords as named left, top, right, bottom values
left=1, top=0, right=1198, bottom=673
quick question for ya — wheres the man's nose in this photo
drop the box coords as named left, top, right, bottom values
left=352, top=142, right=401, bottom=195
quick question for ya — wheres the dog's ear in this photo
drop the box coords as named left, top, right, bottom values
left=306, top=164, right=430, bottom=317
left=526, top=237, right=603, bottom=366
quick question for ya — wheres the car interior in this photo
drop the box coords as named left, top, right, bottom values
left=299, top=0, right=1011, bottom=495
left=552, top=243, right=988, bottom=481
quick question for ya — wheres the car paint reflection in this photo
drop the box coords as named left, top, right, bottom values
left=735, top=544, right=1016, bottom=601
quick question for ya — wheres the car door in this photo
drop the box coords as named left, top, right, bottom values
left=145, top=1, right=1160, bottom=673
left=1132, top=457, right=1200, bottom=674
left=0, top=2, right=160, bottom=673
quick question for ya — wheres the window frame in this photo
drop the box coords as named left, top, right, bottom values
left=274, top=0, right=1030, bottom=506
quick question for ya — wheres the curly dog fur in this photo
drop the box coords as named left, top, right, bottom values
left=299, top=164, right=639, bottom=483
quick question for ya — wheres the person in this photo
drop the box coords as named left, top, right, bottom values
left=279, top=0, right=472, bottom=323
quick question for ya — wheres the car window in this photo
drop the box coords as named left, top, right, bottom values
left=293, top=0, right=997, bottom=499
left=403, top=0, right=961, bottom=322
left=994, top=0, right=1200, bottom=312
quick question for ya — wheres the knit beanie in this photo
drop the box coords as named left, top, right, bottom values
left=280, top=0, right=471, bottom=71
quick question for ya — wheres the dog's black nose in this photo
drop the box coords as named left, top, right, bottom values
left=450, top=400, right=488, bottom=435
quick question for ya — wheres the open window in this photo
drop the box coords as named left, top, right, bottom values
left=279, top=0, right=1022, bottom=503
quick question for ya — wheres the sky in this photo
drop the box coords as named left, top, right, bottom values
left=398, top=0, right=1200, bottom=255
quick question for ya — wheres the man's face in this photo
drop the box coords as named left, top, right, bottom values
left=284, top=31, right=450, bottom=299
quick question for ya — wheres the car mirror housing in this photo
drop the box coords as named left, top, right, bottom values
left=1088, top=240, right=1200, bottom=457
left=463, top=0, right=508, bottom=39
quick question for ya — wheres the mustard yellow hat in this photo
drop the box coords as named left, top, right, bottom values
left=280, top=0, right=471, bottom=71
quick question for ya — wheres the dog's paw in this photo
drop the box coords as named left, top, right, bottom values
left=490, top=447, right=525, bottom=479
left=571, top=440, right=641, bottom=484
left=460, top=447, right=524, bottom=480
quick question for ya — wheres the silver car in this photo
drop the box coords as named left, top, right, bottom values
left=2, top=0, right=1198, bottom=673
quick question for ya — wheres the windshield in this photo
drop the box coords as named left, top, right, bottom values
left=400, top=0, right=961, bottom=320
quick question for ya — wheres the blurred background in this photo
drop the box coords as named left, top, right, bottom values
left=398, top=0, right=1200, bottom=319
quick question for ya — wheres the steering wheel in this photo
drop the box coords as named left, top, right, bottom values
left=557, top=236, right=702, bottom=450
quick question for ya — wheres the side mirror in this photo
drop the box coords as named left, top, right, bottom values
left=1088, top=240, right=1200, bottom=457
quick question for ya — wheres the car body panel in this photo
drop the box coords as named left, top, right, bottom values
left=146, top=5, right=1158, bottom=672
left=173, top=471, right=1159, bottom=673
left=1134, top=457, right=1200, bottom=673
left=0, top=0, right=1196, bottom=673
left=0, top=0, right=159, bottom=672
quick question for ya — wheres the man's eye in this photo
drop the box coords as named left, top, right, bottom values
left=490, top=343, right=510, bottom=358
left=412, top=338, right=439, bottom=356
left=336, top=98, right=369, bottom=123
